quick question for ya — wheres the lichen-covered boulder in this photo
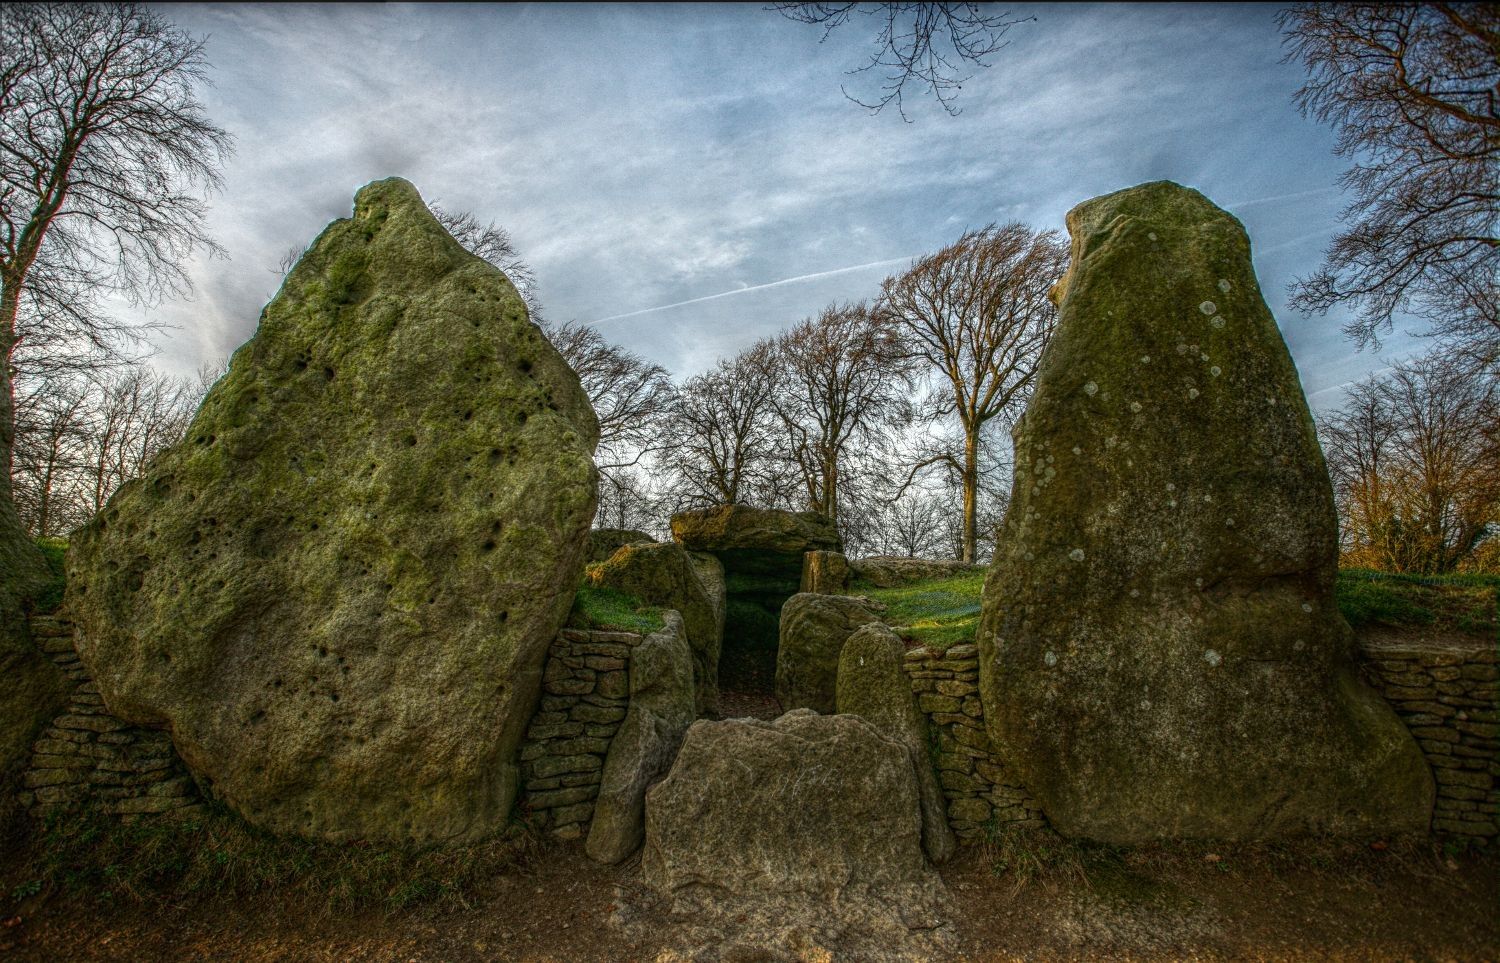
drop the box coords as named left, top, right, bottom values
left=977, top=180, right=1431, bottom=844
left=588, top=528, right=654, bottom=563
left=850, top=556, right=976, bottom=589
left=586, top=611, right=694, bottom=864
left=632, top=710, right=949, bottom=960
left=837, top=622, right=955, bottom=864
left=66, top=178, right=599, bottom=844
left=801, top=549, right=850, bottom=594
left=776, top=593, right=880, bottom=714
left=586, top=541, right=723, bottom=714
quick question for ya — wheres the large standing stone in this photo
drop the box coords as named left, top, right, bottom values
left=776, top=593, right=880, bottom=714
left=586, top=541, right=723, bottom=714
left=586, top=611, right=695, bottom=864
left=837, top=622, right=956, bottom=864
left=977, top=181, right=1431, bottom=843
left=631, top=710, right=949, bottom=960
left=66, top=178, right=599, bottom=844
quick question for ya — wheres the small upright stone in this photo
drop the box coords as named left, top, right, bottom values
left=776, top=593, right=880, bottom=714
left=801, top=550, right=850, bottom=594
left=67, top=178, right=599, bottom=844
left=978, top=181, right=1431, bottom=843
left=838, top=622, right=956, bottom=863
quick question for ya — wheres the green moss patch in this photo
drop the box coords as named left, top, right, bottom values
left=568, top=583, right=665, bottom=635
left=856, top=568, right=988, bottom=651
left=1336, top=569, right=1498, bottom=638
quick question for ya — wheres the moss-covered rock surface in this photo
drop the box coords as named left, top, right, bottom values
left=977, top=181, right=1431, bottom=843
left=586, top=541, right=723, bottom=714
left=67, top=178, right=598, bottom=844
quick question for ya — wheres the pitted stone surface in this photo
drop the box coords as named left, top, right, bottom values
left=977, top=181, right=1431, bottom=843
left=67, top=178, right=599, bottom=844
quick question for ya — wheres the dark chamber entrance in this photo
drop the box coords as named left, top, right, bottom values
left=712, top=550, right=801, bottom=721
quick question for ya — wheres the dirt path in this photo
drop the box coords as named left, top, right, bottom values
left=4, top=839, right=1496, bottom=961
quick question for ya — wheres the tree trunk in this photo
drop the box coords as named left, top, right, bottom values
left=0, top=278, right=50, bottom=601
left=961, top=427, right=979, bottom=565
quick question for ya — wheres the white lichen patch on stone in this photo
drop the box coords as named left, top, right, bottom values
left=1210, top=316, right=1226, bottom=330
left=1188, top=388, right=1200, bottom=399
left=1072, top=446, right=1082, bottom=456
left=1203, top=649, right=1222, bottom=667
left=1084, top=382, right=1099, bottom=396
left=1068, top=548, right=1086, bottom=562
left=1177, top=343, right=1189, bottom=355
left=1301, top=603, right=1313, bottom=613
left=1044, top=651, right=1058, bottom=666
left=1140, top=355, right=1151, bottom=364
left=1217, top=279, right=1232, bottom=293
left=1210, top=366, right=1222, bottom=377
left=1130, top=401, right=1143, bottom=413
left=1199, top=301, right=1217, bottom=315
left=1148, top=232, right=1158, bottom=241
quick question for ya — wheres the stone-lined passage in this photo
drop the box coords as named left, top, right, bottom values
left=1358, top=637, right=1498, bottom=841
left=519, top=628, right=642, bottom=838
left=17, top=613, right=200, bottom=819
left=901, top=642, right=1044, bottom=839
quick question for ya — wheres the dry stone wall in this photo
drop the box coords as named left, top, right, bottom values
left=17, top=613, right=200, bottom=819
left=519, top=627, right=642, bottom=838
left=900, top=642, right=1044, bottom=840
left=1357, top=638, right=1498, bottom=841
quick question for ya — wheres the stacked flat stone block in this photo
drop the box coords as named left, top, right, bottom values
left=18, top=613, right=199, bottom=819
left=520, top=628, right=643, bottom=838
left=900, top=642, right=1044, bottom=839
left=1358, top=638, right=1499, bottom=841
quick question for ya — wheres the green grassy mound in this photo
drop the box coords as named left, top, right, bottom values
left=1336, top=569, right=1498, bottom=638
left=566, top=583, right=665, bottom=635
left=854, top=568, right=988, bottom=651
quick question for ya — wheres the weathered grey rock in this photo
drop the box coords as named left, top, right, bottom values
left=586, top=541, right=723, bottom=715
left=632, top=709, right=949, bottom=961
left=850, top=556, right=977, bottom=589
left=977, top=180, right=1432, bottom=844
left=801, top=549, right=850, bottom=594
left=837, top=622, right=956, bottom=864
left=671, top=504, right=842, bottom=564
left=588, top=528, right=655, bottom=564
left=67, top=178, right=599, bottom=844
left=776, top=593, right=880, bottom=714
left=586, top=611, right=694, bottom=864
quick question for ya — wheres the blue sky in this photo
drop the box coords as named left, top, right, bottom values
left=134, top=2, right=1431, bottom=410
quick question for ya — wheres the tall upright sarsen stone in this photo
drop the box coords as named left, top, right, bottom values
left=67, top=178, right=599, bottom=844
left=977, top=181, right=1431, bottom=843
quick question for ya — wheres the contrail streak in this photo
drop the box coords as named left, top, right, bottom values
left=1225, top=185, right=1340, bottom=210
left=588, top=255, right=916, bottom=326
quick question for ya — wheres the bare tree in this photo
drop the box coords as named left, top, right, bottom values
left=775, top=2, right=1035, bottom=118
left=1, top=2, right=230, bottom=590
left=429, top=205, right=543, bottom=322
left=541, top=320, right=676, bottom=473
left=1321, top=352, right=1499, bottom=573
left=880, top=222, right=1065, bottom=562
left=11, top=373, right=92, bottom=538
left=1280, top=3, right=1499, bottom=367
left=664, top=349, right=786, bottom=508
left=758, top=301, right=916, bottom=524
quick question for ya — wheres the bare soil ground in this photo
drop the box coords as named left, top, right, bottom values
left=3, top=836, right=1495, bottom=961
